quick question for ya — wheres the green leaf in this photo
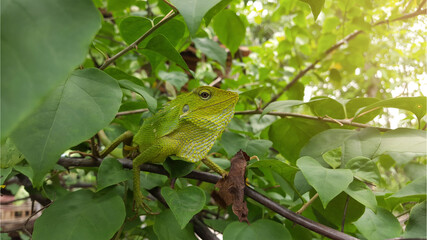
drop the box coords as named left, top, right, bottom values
left=119, top=16, right=185, bottom=48
left=300, top=0, right=325, bottom=20
left=307, top=96, right=346, bottom=119
left=107, top=0, right=135, bottom=11
left=345, top=157, right=380, bottom=184
left=388, top=177, right=426, bottom=200
left=311, top=192, right=365, bottom=227
left=1, top=139, right=25, bottom=168
left=163, top=158, right=195, bottom=178
left=297, top=156, right=353, bottom=207
left=97, top=158, right=132, bottom=191
left=119, top=80, right=158, bottom=112
left=2, top=0, right=101, bottom=140
left=345, top=98, right=381, bottom=123
left=219, top=132, right=272, bottom=158
left=345, top=179, right=377, bottom=211
left=213, top=9, right=246, bottom=55
left=261, top=100, right=304, bottom=117
left=245, top=139, right=273, bottom=157
left=204, top=0, right=233, bottom=25
left=300, top=129, right=355, bottom=164
left=269, top=118, right=329, bottom=163
left=375, top=128, right=427, bottom=165
left=105, top=68, right=141, bottom=85
left=161, top=186, right=206, bottom=229
left=33, top=189, right=125, bottom=240
left=223, top=219, right=291, bottom=240
left=322, top=17, right=340, bottom=33
left=144, top=35, right=190, bottom=72
left=328, top=69, right=342, bottom=87
left=249, top=160, right=299, bottom=184
left=403, top=201, right=427, bottom=238
left=317, top=33, right=336, bottom=54
left=322, top=147, right=342, bottom=169
left=119, top=16, right=152, bottom=45
left=1, top=167, right=13, bottom=185
left=170, top=0, right=221, bottom=35
left=158, top=71, right=189, bottom=91
left=139, top=172, right=168, bottom=190
left=355, top=97, right=427, bottom=122
left=354, top=208, right=402, bottom=240
left=342, top=128, right=381, bottom=166
left=11, top=69, right=122, bottom=186
left=193, top=38, right=227, bottom=67
left=154, top=209, right=197, bottom=240
left=13, top=165, right=34, bottom=180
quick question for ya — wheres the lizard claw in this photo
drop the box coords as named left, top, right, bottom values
left=133, top=192, right=156, bottom=215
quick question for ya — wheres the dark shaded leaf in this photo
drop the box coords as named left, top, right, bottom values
left=33, top=189, right=125, bottom=240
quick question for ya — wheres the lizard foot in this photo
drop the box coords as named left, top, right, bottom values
left=133, top=192, right=156, bottom=215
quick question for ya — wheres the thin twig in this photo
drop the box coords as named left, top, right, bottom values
left=264, top=8, right=426, bottom=108
left=99, top=10, right=179, bottom=70
left=341, top=195, right=350, bottom=232
left=116, top=108, right=149, bottom=117
left=235, top=110, right=391, bottom=132
left=23, top=202, right=53, bottom=236
left=296, top=193, right=319, bottom=215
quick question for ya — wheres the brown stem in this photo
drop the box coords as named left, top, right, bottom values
left=341, top=195, right=350, bottom=232
left=296, top=193, right=319, bottom=215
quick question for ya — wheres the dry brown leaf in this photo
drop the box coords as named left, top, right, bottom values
left=215, top=150, right=250, bottom=223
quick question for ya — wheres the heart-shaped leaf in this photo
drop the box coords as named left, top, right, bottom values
left=161, top=186, right=206, bottom=229
left=11, top=68, right=122, bottom=186
left=297, top=156, right=353, bottom=207
left=2, top=0, right=101, bottom=140
left=33, top=189, right=125, bottom=240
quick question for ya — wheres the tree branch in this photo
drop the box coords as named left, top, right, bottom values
left=235, top=110, right=391, bottom=132
left=264, top=8, right=426, bottom=108
left=98, top=10, right=179, bottom=70
left=58, top=157, right=358, bottom=240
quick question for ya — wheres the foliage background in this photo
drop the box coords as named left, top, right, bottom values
left=1, top=0, right=426, bottom=239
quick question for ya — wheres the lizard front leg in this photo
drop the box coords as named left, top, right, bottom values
left=132, top=138, right=179, bottom=213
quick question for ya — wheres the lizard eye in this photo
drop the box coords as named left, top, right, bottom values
left=199, top=89, right=211, bottom=100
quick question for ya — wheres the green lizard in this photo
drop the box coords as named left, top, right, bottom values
left=101, top=86, right=239, bottom=210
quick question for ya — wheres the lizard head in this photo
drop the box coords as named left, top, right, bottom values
left=178, top=86, right=239, bottom=129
